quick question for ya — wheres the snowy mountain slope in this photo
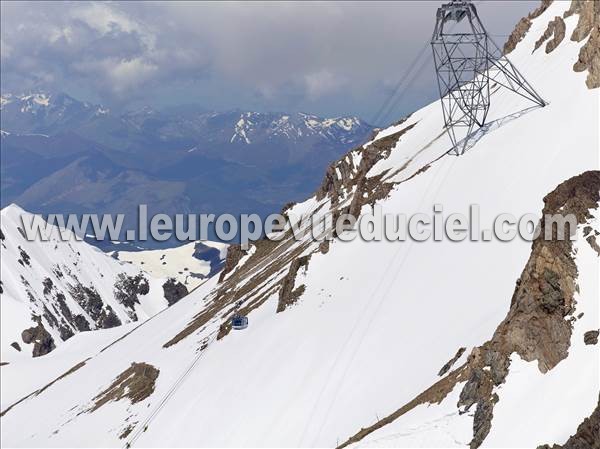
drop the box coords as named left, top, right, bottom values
left=342, top=179, right=600, bottom=448
left=1, top=322, right=137, bottom=411
left=0, top=205, right=172, bottom=360
left=113, top=240, right=228, bottom=290
left=0, top=1, right=598, bottom=447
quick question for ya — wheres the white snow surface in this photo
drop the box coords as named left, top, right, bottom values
left=1, top=3, right=598, bottom=447
left=1, top=322, right=137, bottom=410
left=114, top=240, right=228, bottom=290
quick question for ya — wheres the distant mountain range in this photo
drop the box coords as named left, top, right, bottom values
left=1, top=92, right=374, bottom=244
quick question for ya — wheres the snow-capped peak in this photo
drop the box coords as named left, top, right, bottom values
left=19, top=92, right=51, bottom=107
left=229, top=111, right=368, bottom=145
left=231, top=113, right=254, bottom=144
left=0, top=93, right=14, bottom=109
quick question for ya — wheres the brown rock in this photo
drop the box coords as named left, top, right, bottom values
left=89, top=362, right=159, bottom=412
left=573, top=24, right=600, bottom=89
left=277, top=255, right=310, bottom=313
left=564, top=0, right=599, bottom=42
left=162, top=278, right=188, bottom=306
left=218, top=244, right=247, bottom=282
left=21, top=323, right=56, bottom=357
left=438, top=347, right=466, bottom=377
left=503, top=0, right=554, bottom=55
left=533, top=16, right=566, bottom=53
left=584, top=330, right=599, bottom=345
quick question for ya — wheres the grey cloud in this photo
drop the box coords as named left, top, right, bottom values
left=1, top=1, right=539, bottom=123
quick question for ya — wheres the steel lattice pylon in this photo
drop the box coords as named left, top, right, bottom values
left=431, top=0, right=546, bottom=155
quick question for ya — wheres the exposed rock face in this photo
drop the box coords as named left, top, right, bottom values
left=166, top=120, right=424, bottom=349
left=564, top=0, right=599, bottom=42
left=456, top=171, right=600, bottom=447
left=119, top=425, right=135, bottom=440
left=17, top=246, right=31, bottom=267
left=584, top=330, right=599, bottom=345
left=42, top=277, right=53, bottom=295
left=585, top=228, right=600, bottom=255
left=495, top=171, right=599, bottom=370
left=505, top=17, right=535, bottom=55
left=319, top=240, right=330, bottom=254
left=573, top=24, right=600, bottom=89
left=504, top=0, right=554, bottom=54
left=21, top=322, right=55, bottom=357
left=71, top=282, right=122, bottom=329
left=162, top=278, right=188, bottom=306
left=277, top=255, right=310, bottom=313
left=218, top=244, right=247, bottom=282
left=565, top=0, right=600, bottom=89
left=503, top=0, right=599, bottom=89
left=89, top=362, right=159, bottom=412
left=438, top=347, right=466, bottom=377
left=316, top=122, right=416, bottom=215
left=114, top=273, right=150, bottom=315
left=280, top=201, right=297, bottom=215
left=346, top=128, right=412, bottom=218
left=338, top=171, right=600, bottom=449
left=534, top=16, right=566, bottom=53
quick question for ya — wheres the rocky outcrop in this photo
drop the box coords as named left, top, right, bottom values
left=505, top=17, right=534, bottom=55
left=165, top=120, right=425, bottom=349
left=114, top=273, right=150, bottom=316
left=438, top=347, right=466, bottom=377
left=534, top=16, right=566, bottom=53
left=218, top=244, right=247, bottom=282
left=71, top=282, right=122, bottom=329
left=504, top=0, right=599, bottom=88
left=573, top=24, right=600, bottom=89
left=455, top=171, right=600, bottom=448
left=585, top=226, right=600, bottom=255
left=277, top=255, right=310, bottom=313
left=565, top=0, right=600, bottom=89
left=316, top=122, right=416, bottom=212
left=339, top=171, right=600, bottom=449
left=162, top=278, right=188, bottom=306
left=504, top=0, right=553, bottom=55
left=17, top=246, right=31, bottom=267
left=564, top=0, right=599, bottom=42
left=89, top=362, right=159, bottom=413
left=584, top=330, right=599, bottom=345
left=280, top=201, right=297, bottom=215
left=21, top=322, right=55, bottom=357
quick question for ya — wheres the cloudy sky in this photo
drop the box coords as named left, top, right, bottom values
left=1, top=1, right=539, bottom=125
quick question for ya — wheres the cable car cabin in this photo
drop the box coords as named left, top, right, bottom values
left=231, top=315, right=248, bottom=330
